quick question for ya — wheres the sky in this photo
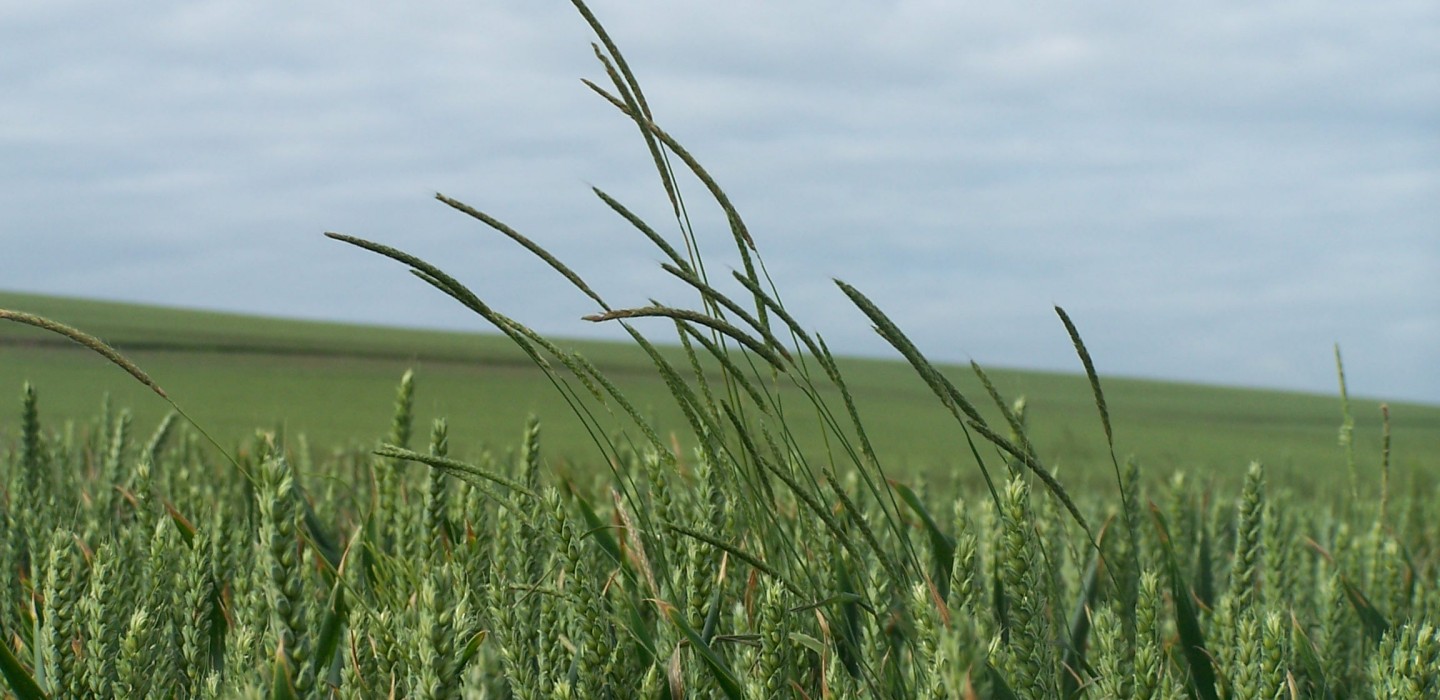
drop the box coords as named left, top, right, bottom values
left=3, top=1, right=1437, bottom=404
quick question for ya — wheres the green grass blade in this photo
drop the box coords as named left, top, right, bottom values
left=564, top=481, right=624, bottom=565
left=674, top=323, right=771, bottom=414
left=675, top=321, right=721, bottom=425
left=1054, top=306, right=1140, bottom=559
left=717, top=405, right=872, bottom=593
left=628, top=106, right=755, bottom=250
left=374, top=445, right=538, bottom=500
left=270, top=644, right=300, bottom=700
left=984, top=662, right=1020, bottom=700
left=1053, top=306, right=1115, bottom=457
left=966, top=420, right=1094, bottom=542
left=1336, top=575, right=1390, bottom=644
left=435, top=192, right=611, bottom=311
left=0, top=627, right=46, bottom=700
left=663, top=605, right=746, bottom=700
left=827, top=468, right=906, bottom=589
left=665, top=523, right=797, bottom=597
left=1379, top=403, right=1391, bottom=523
left=326, top=234, right=552, bottom=371
left=591, top=186, right=693, bottom=275
left=326, top=233, right=481, bottom=310
left=1194, top=519, right=1215, bottom=609
left=830, top=551, right=866, bottom=680
left=812, top=335, right=916, bottom=565
left=326, top=233, right=550, bottom=373
left=891, top=480, right=956, bottom=601
left=1334, top=344, right=1359, bottom=502
left=833, top=280, right=1001, bottom=511
left=301, top=496, right=345, bottom=573
left=585, top=305, right=789, bottom=372
left=1061, top=541, right=1105, bottom=699
left=580, top=79, right=769, bottom=329
left=1150, top=503, right=1220, bottom=700
left=624, top=324, right=725, bottom=463
left=662, top=263, right=790, bottom=354
left=310, top=578, right=349, bottom=688
left=571, top=0, right=681, bottom=217
left=161, top=499, right=198, bottom=548
left=969, top=361, right=1037, bottom=462
left=457, top=629, right=489, bottom=670
left=833, top=282, right=983, bottom=423
left=731, top=270, right=825, bottom=362
left=0, top=311, right=249, bottom=483
left=1289, top=612, right=1330, bottom=698
left=787, top=592, right=872, bottom=616
left=584, top=48, right=709, bottom=291
left=0, top=309, right=167, bottom=399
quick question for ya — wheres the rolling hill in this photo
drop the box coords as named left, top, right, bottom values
left=1, top=289, right=1433, bottom=491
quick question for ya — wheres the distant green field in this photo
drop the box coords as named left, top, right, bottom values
left=1, top=290, right=1434, bottom=491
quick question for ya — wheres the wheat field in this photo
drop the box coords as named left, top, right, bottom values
left=1, top=1, right=1435, bottom=697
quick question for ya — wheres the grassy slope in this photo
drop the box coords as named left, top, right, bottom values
left=1, top=290, right=1434, bottom=491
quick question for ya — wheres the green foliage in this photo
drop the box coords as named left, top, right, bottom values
left=0, top=2, right=1435, bottom=699
left=0, top=372, right=1434, bottom=699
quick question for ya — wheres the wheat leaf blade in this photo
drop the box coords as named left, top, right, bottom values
left=1150, top=503, right=1220, bottom=700
left=0, top=628, right=46, bottom=700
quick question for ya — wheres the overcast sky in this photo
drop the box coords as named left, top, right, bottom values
left=3, top=1, right=1436, bottom=404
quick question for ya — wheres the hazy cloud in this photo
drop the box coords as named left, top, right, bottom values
left=2, top=0, right=1436, bottom=403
